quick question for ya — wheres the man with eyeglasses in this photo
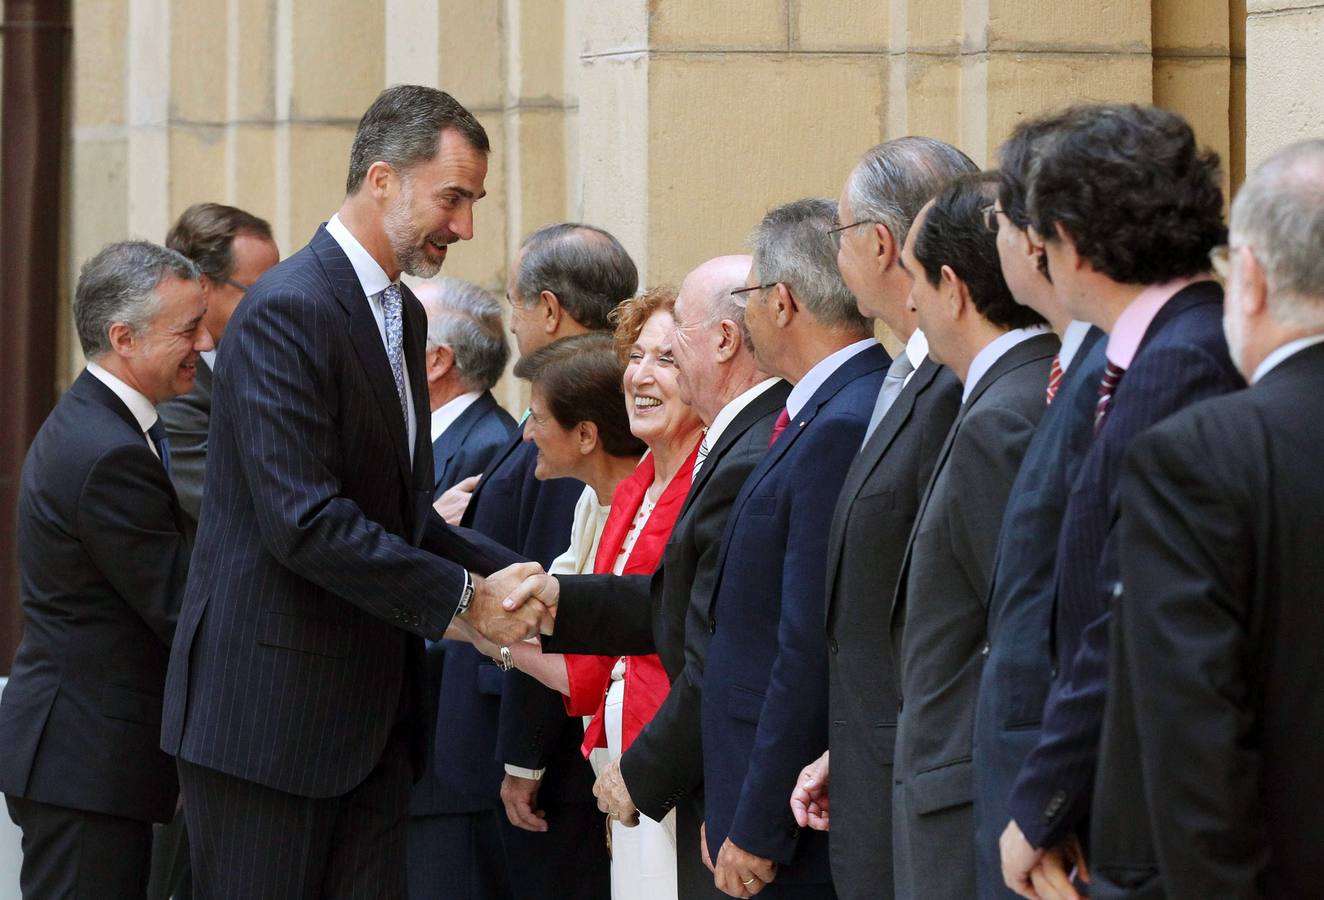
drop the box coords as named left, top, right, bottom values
left=159, top=202, right=280, bottom=544
left=788, top=136, right=973, bottom=900
left=997, top=104, right=1243, bottom=900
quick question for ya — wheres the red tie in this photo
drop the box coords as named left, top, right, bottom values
left=1045, top=354, right=1064, bottom=405
left=768, top=408, right=791, bottom=447
left=1094, top=360, right=1125, bottom=433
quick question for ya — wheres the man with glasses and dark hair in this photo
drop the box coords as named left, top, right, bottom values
left=789, top=135, right=973, bottom=900
left=889, top=174, right=1056, bottom=900
left=700, top=198, right=888, bottom=898
left=970, top=114, right=1109, bottom=899
left=159, top=202, right=280, bottom=543
left=998, top=104, right=1243, bottom=900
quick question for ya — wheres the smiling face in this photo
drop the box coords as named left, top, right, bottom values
left=383, top=128, right=488, bottom=279
left=522, top=384, right=588, bottom=481
left=624, top=309, right=702, bottom=450
left=121, top=273, right=214, bottom=404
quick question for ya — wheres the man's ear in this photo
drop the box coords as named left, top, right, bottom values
left=1238, top=246, right=1270, bottom=319
left=426, top=344, right=455, bottom=385
left=363, top=160, right=398, bottom=202
left=940, top=264, right=966, bottom=321
left=540, top=290, right=564, bottom=335
left=715, top=318, right=740, bottom=363
left=873, top=222, right=898, bottom=275
left=772, top=283, right=797, bottom=328
left=107, top=322, right=137, bottom=358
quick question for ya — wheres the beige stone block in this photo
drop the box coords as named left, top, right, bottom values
left=1153, top=0, right=1230, bottom=52
left=580, top=0, right=647, bottom=58
left=1154, top=57, right=1232, bottom=201
left=170, top=0, right=228, bottom=122
left=439, top=0, right=502, bottom=110
left=168, top=126, right=229, bottom=222
left=1245, top=4, right=1324, bottom=169
left=508, top=108, right=569, bottom=234
left=235, top=0, right=277, bottom=120
left=1230, top=57, right=1246, bottom=190
left=578, top=52, right=650, bottom=279
left=74, top=0, right=129, bottom=127
left=1230, top=0, right=1248, bottom=55
left=230, top=124, right=281, bottom=227
left=645, top=53, right=887, bottom=286
left=440, top=112, right=509, bottom=292
left=1247, top=0, right=1323, bottom=11
left=290, top=0, right=384, bottom=121
left=648, top=0, right=787, bottom=51
left=287, top=123, right=357, bottom=242
left=791, top=0, right=890, bottom=51
left=969, top=52, right=1152, bottom=163
left=983, top=0, right=1150, bottom=51
left=891, top=54, right=962, bottom=147
left=70, top=136, right=130, bottom=274
left=902, top=0, right=962, bottom=53
left=510, top=0, right=566, bottom=103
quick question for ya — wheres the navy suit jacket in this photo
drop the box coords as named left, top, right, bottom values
left=0, top=371, right=190, bottom=823
left=410, top=394, right=516, bottom=816
left=972, top=328, right=1106, bottom=897
left=1007, top=282, right=1243, bottom=847
left=160, top=225, right=521, bottom=798
left=431, top=390, right=515, bottom=498
left=701, top=343, right=888, bottom=882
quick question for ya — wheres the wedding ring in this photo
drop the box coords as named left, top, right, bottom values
left=742, top=877, right=756, bottom=886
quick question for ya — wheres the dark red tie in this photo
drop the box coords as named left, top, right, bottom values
left=1094, top=360, right=1125, bottom=433
left=768, top=408, right=791, bottom=447
left=1045, top=353, right=1064, bottom=405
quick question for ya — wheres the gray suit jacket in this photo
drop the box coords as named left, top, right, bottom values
left=156, top=355, right=214, bottom=544
left=889, top=332, right=1057, bottom=900
left=822, top=355, right=962, bottom=900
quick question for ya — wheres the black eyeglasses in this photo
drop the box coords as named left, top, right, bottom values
left=221, top=278, right=252, bottom=293
left=730, top=282, right=778, bottom=306
left=981, top=203, right=1011, bottom=234
left=825, top=219, right=882, bottom=248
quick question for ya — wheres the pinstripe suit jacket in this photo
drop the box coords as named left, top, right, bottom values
left=1007, top=282, right=1243, bottom=848
left=160, top=225, right=521, bottom=798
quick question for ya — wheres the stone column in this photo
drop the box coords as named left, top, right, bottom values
left=1245, top=0, right=1324, bottom=169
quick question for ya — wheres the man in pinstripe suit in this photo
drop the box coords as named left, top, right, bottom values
left=160, top=85, right=544, bottom=898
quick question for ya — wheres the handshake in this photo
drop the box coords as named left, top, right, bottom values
left=453, top=561, right=563, bottom=647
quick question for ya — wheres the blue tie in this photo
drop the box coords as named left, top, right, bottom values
left=380, top=284, right=409, bottom=425
left=147, top=420, right=172, bottom=476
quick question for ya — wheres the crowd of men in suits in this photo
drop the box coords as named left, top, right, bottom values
left=0, top=80, right=1320, bottom=900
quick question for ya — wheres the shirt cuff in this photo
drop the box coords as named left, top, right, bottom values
left=504, top=764, right=546, bottom=781
left=449, top=569, right=474, bottom=627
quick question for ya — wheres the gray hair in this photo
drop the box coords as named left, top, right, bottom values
left=1230, top=139, right=1324, bottom=327
left=418, top=277, right=510, bottom=392
left=514, top=223, right=639, bottom=331
left=73, top=240, right=200, bottom=359
left=846, top=136, right=978, bottom=249
left=750, top=198, right=869, bottom=332
left=345, top=85, right=490, bottom=195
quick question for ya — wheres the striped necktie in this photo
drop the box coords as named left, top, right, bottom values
left=1094, top=360, right=1125, bottom=433
left=693, top=429, right=711, bottom=475
left=1045, top=353, right=1064, bottom=405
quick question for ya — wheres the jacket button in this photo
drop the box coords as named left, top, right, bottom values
left=980, top=642, right=990, bottom=656
left=708, top=617, right=717, bottom=634
left=829, top=638, right=839, bottom=654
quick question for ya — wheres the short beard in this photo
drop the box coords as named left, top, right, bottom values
left=383, top=180, right=443, bottom=279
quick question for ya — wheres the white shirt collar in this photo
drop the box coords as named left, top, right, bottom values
left=87, top=361, right=158, bottom=436
left=326, top=213, right=392, bottom=298
left=200, top=349, right=217, bottom=370
left=430, top=390, right=483, bottom=444
left=903, top=329, right=929, bottom=372
left=703, top=377, right=781, bottom=455
left=786, top=337, right=878, bottom=419
left=962, top=325, right=1051, bottom=402
left=1056, top=320, right=1093, bottom=374
left=1251, top=333, right=1324, bottom=384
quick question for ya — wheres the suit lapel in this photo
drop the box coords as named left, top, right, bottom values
left=401, top=281, right=433, bottom=495
left=433, top=393, right=496, bottom=490
left=313, top=227, right=413, bottom=491
left=679, top=380, right=789, bottom=522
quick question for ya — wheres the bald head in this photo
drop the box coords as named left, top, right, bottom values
left=672, top=254, right=768, bottom=425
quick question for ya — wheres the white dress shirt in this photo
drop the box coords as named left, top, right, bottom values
left=786, top=338, right=878, bottom=419
left=1251, top=332, right=1324, bottom=384
left=325, top=214, right=417, bottom=461
left=962, top=325, right=1051, bottom=403
left=900, top=329, right=930, bottom=388
left=1056, top=320, right=1093, bottom=375
left=87, top=361, right=162, bottom=460
left=429, top=390, right=482, bottom=444
left=693, top=377, right=782, bottom=476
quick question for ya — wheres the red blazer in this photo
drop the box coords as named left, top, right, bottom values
left=563, top=442, right=699, bottom=756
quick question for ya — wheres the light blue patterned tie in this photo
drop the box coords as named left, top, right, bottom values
left=380, top=283, right=409, bottom=425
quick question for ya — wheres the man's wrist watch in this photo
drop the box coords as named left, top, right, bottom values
left=498, top=646, right=515, bottom=671
left=455, top=571, right=474, bottom=618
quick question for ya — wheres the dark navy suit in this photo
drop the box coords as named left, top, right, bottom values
left=1007, top=282, right=1243, bottom=852
left=702, top=342, right=888, bottom=894
left=458, top=425, right=609, bottom=899
left=408, top=393, right=515, bottom=900
left=160, top=225, right=522, bottom=896
left=972, top=328, right=1105, bottom=898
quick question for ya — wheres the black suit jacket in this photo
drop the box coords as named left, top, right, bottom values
left=0, top=371, right=190, bottom=823
left=1090, top=342, right=1324, bottom=899
left=822, top=355, right=962, bottom=899
left=431, top=391, right=515, bottom=498
left=156, top=354, right=214, bottom=545
left=1008, top=283, right=1243, bottom=848
left=160, top=225, right=521, bottom=798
